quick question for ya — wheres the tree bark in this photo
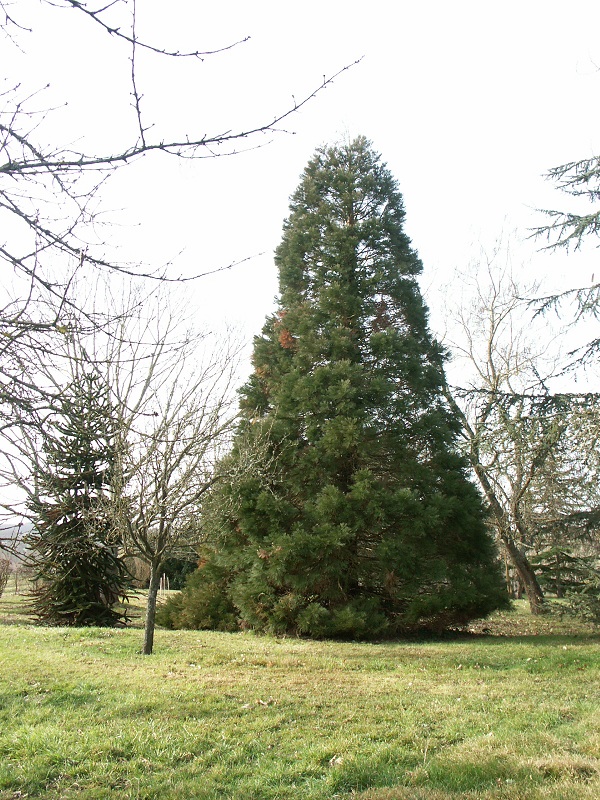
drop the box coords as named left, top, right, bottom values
left=143, top=560, right=162, bottom=655
left=469, top=459, right=546, bottom=614
left=499, top=535, right=545, bottom=614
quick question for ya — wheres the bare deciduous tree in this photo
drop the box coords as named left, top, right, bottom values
left=442, top=255, right=570, bottom=613
left=109, top=328, right=240, bottom=654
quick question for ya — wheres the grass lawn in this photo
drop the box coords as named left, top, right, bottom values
left=0, top=580, right=598, bottom=799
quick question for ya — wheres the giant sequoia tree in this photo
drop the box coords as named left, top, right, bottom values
left=198, top=138, right=507, bottom=637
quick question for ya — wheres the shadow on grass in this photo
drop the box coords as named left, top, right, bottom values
left=344, top=753, right=599, bottom=799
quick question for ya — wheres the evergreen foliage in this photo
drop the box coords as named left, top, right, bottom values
left=0, top=558, right=10, bottom=598
left=530, top=546, right=600, bottom=625
left=155, top=560, right=238, bottom=632
left=563, top=569, right=600, bottom=625
left=26, top=371, right=130, bottom=626
left=194, top=137, right=508, bottom=637
left=161, top=556, right=199, bottom=590
left=530, top=546, right=597, bottom=598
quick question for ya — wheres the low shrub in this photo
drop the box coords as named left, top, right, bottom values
left=155, top=563, right=238, bottom=632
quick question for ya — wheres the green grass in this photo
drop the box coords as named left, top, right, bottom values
left=0, top=582, right=598, bottom=799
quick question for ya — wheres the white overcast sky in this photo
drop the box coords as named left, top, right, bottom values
left=6, top=0, right=600, bottom=355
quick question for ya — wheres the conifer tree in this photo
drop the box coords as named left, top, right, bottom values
left=27, top=370, right=129, bottom=626
left=199, top=137, right=508, bottom=637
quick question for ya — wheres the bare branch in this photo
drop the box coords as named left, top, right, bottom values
left=0, top=60, right=362, bottom=177
left=56, top=0, right=250, bottom=59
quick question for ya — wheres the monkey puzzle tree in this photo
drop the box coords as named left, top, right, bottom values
left=26, top=366, right=130, bottom=626
left=196, top=137, right=507, bottom=638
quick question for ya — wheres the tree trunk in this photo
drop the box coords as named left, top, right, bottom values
left=469, top=460, right=546, bottom=615
left=500, top=536, right=545, bottom=615
left=143, top=560, right=162, bottom=655
left=504, top=556, right=512, bottom=596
